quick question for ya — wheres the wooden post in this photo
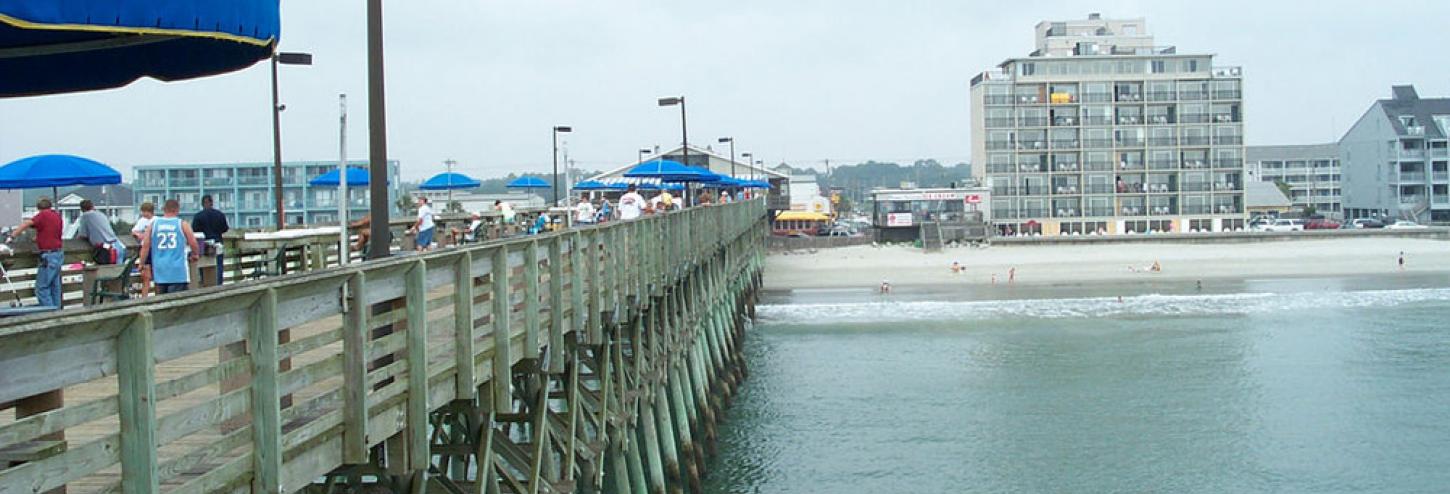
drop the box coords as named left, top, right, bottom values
left=547, top=237, right=565, bottom=373
left=117, top=313, right=158, bottom=494
left=404, top=260, right=429, bottom=475
left=342, top=271, right=370, bottom=464
left=491, top=246, right=512, bottom=413
left=250, top=288, right=282, bottom=494
left=524, top=240, right=542, bottom=362
left=454, top=252, right=477, bottom=398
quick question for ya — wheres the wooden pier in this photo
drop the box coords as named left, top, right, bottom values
left=0, top=199, right=767, bottom=494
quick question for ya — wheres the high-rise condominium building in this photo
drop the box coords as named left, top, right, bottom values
left=970, top=13, right=1246, bottom=235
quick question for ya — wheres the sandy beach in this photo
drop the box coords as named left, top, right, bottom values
left=763, top=237, right=1450, bottom=290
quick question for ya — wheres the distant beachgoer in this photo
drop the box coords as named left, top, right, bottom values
left=1117, top=295, right=1124, bottom=303
left=1150, top=261, right=1162, bottom=272
left=991, top=273, right=997, bottom=285
left=880, top=280, right=891, bottom=294
left=1196, top=280, right=1203, bottom=291
left=951, top=261, right=962, bottom=274
left=1399, top=252, right=1405, bottom=270
left=1008, top=267, right=1016, bottom=283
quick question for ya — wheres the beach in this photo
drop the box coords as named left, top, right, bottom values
left=763, top=237, right=1450, bottom=290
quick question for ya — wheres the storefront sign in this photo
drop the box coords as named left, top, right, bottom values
left=886, top=213, right=914, bottom=227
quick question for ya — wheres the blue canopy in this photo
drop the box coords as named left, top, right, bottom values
left=742, top=180, right=773, bottom=189
left=419, top=172, right=480, bottom=191
left=0, top=1, right=282, bottom=98
left=624, top=159, right=697, bottom=181
left=506, top=176, right=550, bottom=189
left=661, top=166, right=722, bottom=184
left=573, top=180, right=608, bottom=191
left=309, top=167, right=377, bottom=187
left=703, top=177, right=747, bottom=189
left=604, top=182, right=630, bottom=190
left=0, top=154, right=121, bottom=189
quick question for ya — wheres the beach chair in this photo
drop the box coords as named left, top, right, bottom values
left=249, top=245, right=289, bottom=279
left=88, top=252, right=139, bottom=305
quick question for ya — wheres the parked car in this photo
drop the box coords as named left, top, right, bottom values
left=1304, top=218, right=1342, bottom=230
left=1257, top=219, right=1304, bottom=232
left=1386, top=220, right=1429, bottom=230
left=1350, top=218, right=1386, bottom=229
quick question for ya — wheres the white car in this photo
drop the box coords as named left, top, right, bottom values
left=1258, top=219, right=1304, bottom=232
left=1386, top=221, right=1429, bottom=230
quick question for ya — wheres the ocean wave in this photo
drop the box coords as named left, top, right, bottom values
left=755, top=288, right=1450, bottom=325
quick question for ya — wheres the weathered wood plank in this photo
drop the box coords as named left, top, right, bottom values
left=117, top=313, right=158, bottom=494
left=524, top=239, right=542, bottom=361
left=547, top=236, right=566, bottom=373
left=250, top=288, right=282, bottom=494
left=491, top=245, right=512, bottom=413
left=405, top=260, right=430, bottom=472
left=342, top=271, right=369, bottom=464
left=454, top=251, right=477, bottom=399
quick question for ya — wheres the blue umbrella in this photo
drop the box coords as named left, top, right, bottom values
left=309, top=167, right=377, bottom=187
left=506, top=176, right=551, bottom=189
left=419, top=172, right=481, bottom=191
left=605, top=182, right=630, bottom=191
left=743, top=180, right=773, bottom=189
left=0, top=2, right=281, bottom=97
left=0, top=154, right=121, bottom=189
left=661, top=166, right=722, bottom=184
left=573, top=180, right=608, bottom=191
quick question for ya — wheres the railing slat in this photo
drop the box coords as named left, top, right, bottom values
left=249, top=288, right=282, bottom=494
left=117, top=313, right=157, bottom=494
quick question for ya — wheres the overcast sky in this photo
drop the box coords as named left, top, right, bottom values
left=3, top=0, right=1448, bottom=181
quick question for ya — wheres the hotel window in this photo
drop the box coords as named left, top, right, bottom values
left=1020, top=63, right=1036, bottom=76
left=1150, top=60, right=1166, bottom=74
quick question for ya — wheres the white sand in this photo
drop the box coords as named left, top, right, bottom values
left=764, top=238, right=1450, bottom=290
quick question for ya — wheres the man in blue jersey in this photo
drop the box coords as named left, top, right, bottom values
left=138, top=199, right=201, bottom=295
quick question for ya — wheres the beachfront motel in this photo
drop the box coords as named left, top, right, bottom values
left=969, top=14, right=1248, bottom=235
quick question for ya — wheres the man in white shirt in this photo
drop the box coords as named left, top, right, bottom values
left=411, top=196, right=435, bottom=251
left=575, top=196, right=596, bottom=224
left=618, top=185, right=645, bottom=220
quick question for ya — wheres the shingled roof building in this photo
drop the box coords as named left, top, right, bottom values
left=1339, top=85, right=1450, bottom=224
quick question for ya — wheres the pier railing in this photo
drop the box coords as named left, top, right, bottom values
left=0, top=198, right=767, bottom=493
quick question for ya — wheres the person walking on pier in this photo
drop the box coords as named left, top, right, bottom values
left=139, top=200, right=201, bottom=295
left=575, top=195, right=596, bottom=225
left=7, top=198, right=64, bottom=306
left=132, top=202, right=157, bottom=296
left=619, top=185, right=645, bottom=220
left=192, top=195, right=229, bottom=285
left=411, top=196, right=436, bottom=251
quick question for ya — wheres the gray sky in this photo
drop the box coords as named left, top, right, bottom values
left=2, top=0, right=1448, bottom=181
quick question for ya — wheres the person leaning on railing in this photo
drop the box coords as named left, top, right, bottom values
left=7, top=197, right=64, bottom=306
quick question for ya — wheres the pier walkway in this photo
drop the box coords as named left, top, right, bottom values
left=0, top=200, right=767, bottom=494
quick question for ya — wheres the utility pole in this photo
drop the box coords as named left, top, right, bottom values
left=366, top=0, right=391, bottom=260
left=337, top=94, right=349, bottom=264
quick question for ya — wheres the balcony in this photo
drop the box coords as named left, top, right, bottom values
left=1019, top=117, right=1049, bottom=127
left=984, top=118, right=1015, bottom=127
left=1017, top=140, right=1048, bottom=151
left=1212, top=182, right=1241, bottom=192
left=1145, top=115, right=1175, bottom=125
left=1052, top=162, right=1081, bottom=172
left=1053, top=208, right=1081, bottom=218
left=1016, top=164, right=1047, bottom=173
left=137, top=178, right=167, bottom=188
left=1148, top=137, right=1177, bottom=147
left=1434, top=195, right=1449, bottom=204
left=1145, top=183, right=1176, bottom=193
left=1084, top=184, right=1115, bottom=194
left=1051, top=184, right=1081, bottom=195
left=985, top=95, right=1014, bottom=105
left=1180, top=114, right=1211, bottom=124
left=1118, top=161, right=1145, bottom=171
left=991, top=186, right=1017, bottom=196
left=1116, top=116, right=1144, bottom=126
left=204, top=177, right=233, bottom=187
left=1051, top=139, right=1080, bottom=149
left=1179, top=91, right=1209, bottom=101
left=169, top=178, right=199, bottom=187
left=1182, top=158, right=1210, bottom=169
left=1182, top=182, right=1213, bottom=192
left=1020, top=209, right=1047, bottom=218
left=1400, top=195, right=1427, bottom=205
left=987, top=164, right=1016, bottom=174
left=1148, top=205, right=1178, bottom=215
left=1080, top=139, right=1111, bottom=149
left=238, top=176, right=271, bottom=186
left=1086, top=207, right=1115, bottom=217
left=1118, top=206, right=1148, bottom=216
left=1213, top=205, right=1243, bottom=214
left=1181, top=136, right=1211, bottom=146
left=1052, top=116, right=1079, bottom=127
left=1183, top=205, right=1213, bottom=215
left=1021, top=186, right=1049, bottom=196
left=1211, top=114, right=1239, bottom=123
left=1214, top=158, right=1243, bottom=169
left=1148, top=158, right=1178, bottom=170
left=1115, top=93, right=1144, bottom=103
left=1214, top=136, right=1244, bottom=145
left=1146, top=91, right=1176, bottom=102
left=1431, top=148, right=1448, bottom=158
left=1434, top=172, right=1449, bottom=182
left=1115, top=137, right=1145, bottom=147
left=1212, top=90, right=1242, bottom=100
left=1398, top=172, right=1426, bottom=182
left=1400, top=148, right=1426, bottom=159
left=1016, top=95, right=1043, bottom=105
left=1081, top=93, right=1112, bottom=103
left=1082, top=116, right=1113, bottom=126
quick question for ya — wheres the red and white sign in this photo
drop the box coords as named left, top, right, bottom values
left=964, top=194, right=982, bottom=204
left=886, top=213, right=914, bottom=227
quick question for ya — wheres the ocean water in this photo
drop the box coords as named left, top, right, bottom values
left=703, top=277, right=1450, bottom=493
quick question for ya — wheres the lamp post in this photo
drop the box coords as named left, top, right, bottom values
left=366, top=0, right=391, bottom=260
left=270, top=51, right=313, bottom=229
left=639, top=148, right=652, bottom=164
left=552, top=126, right=572, bottom=206
left=658, top=96, right=687, bottom=165
left=718, top=137, right=735, bottom=178
left=742, top=152, right=753, bottom=180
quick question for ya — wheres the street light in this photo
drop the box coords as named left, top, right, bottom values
left=718, top=137, right=736, bottom=178
left=658, top=96, right=688, bottom=166
left=639, top=148, right=652, bottom=164
left=366, top=0, right=390, bottom=260
left=271, top=51, right=313, bottom=229
left=552, top=126, right=572, bottom=205
left=741, top=152, right=753, bottom=180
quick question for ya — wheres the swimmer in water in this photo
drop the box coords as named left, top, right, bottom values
left=880, top=280, right=891, bottom=294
